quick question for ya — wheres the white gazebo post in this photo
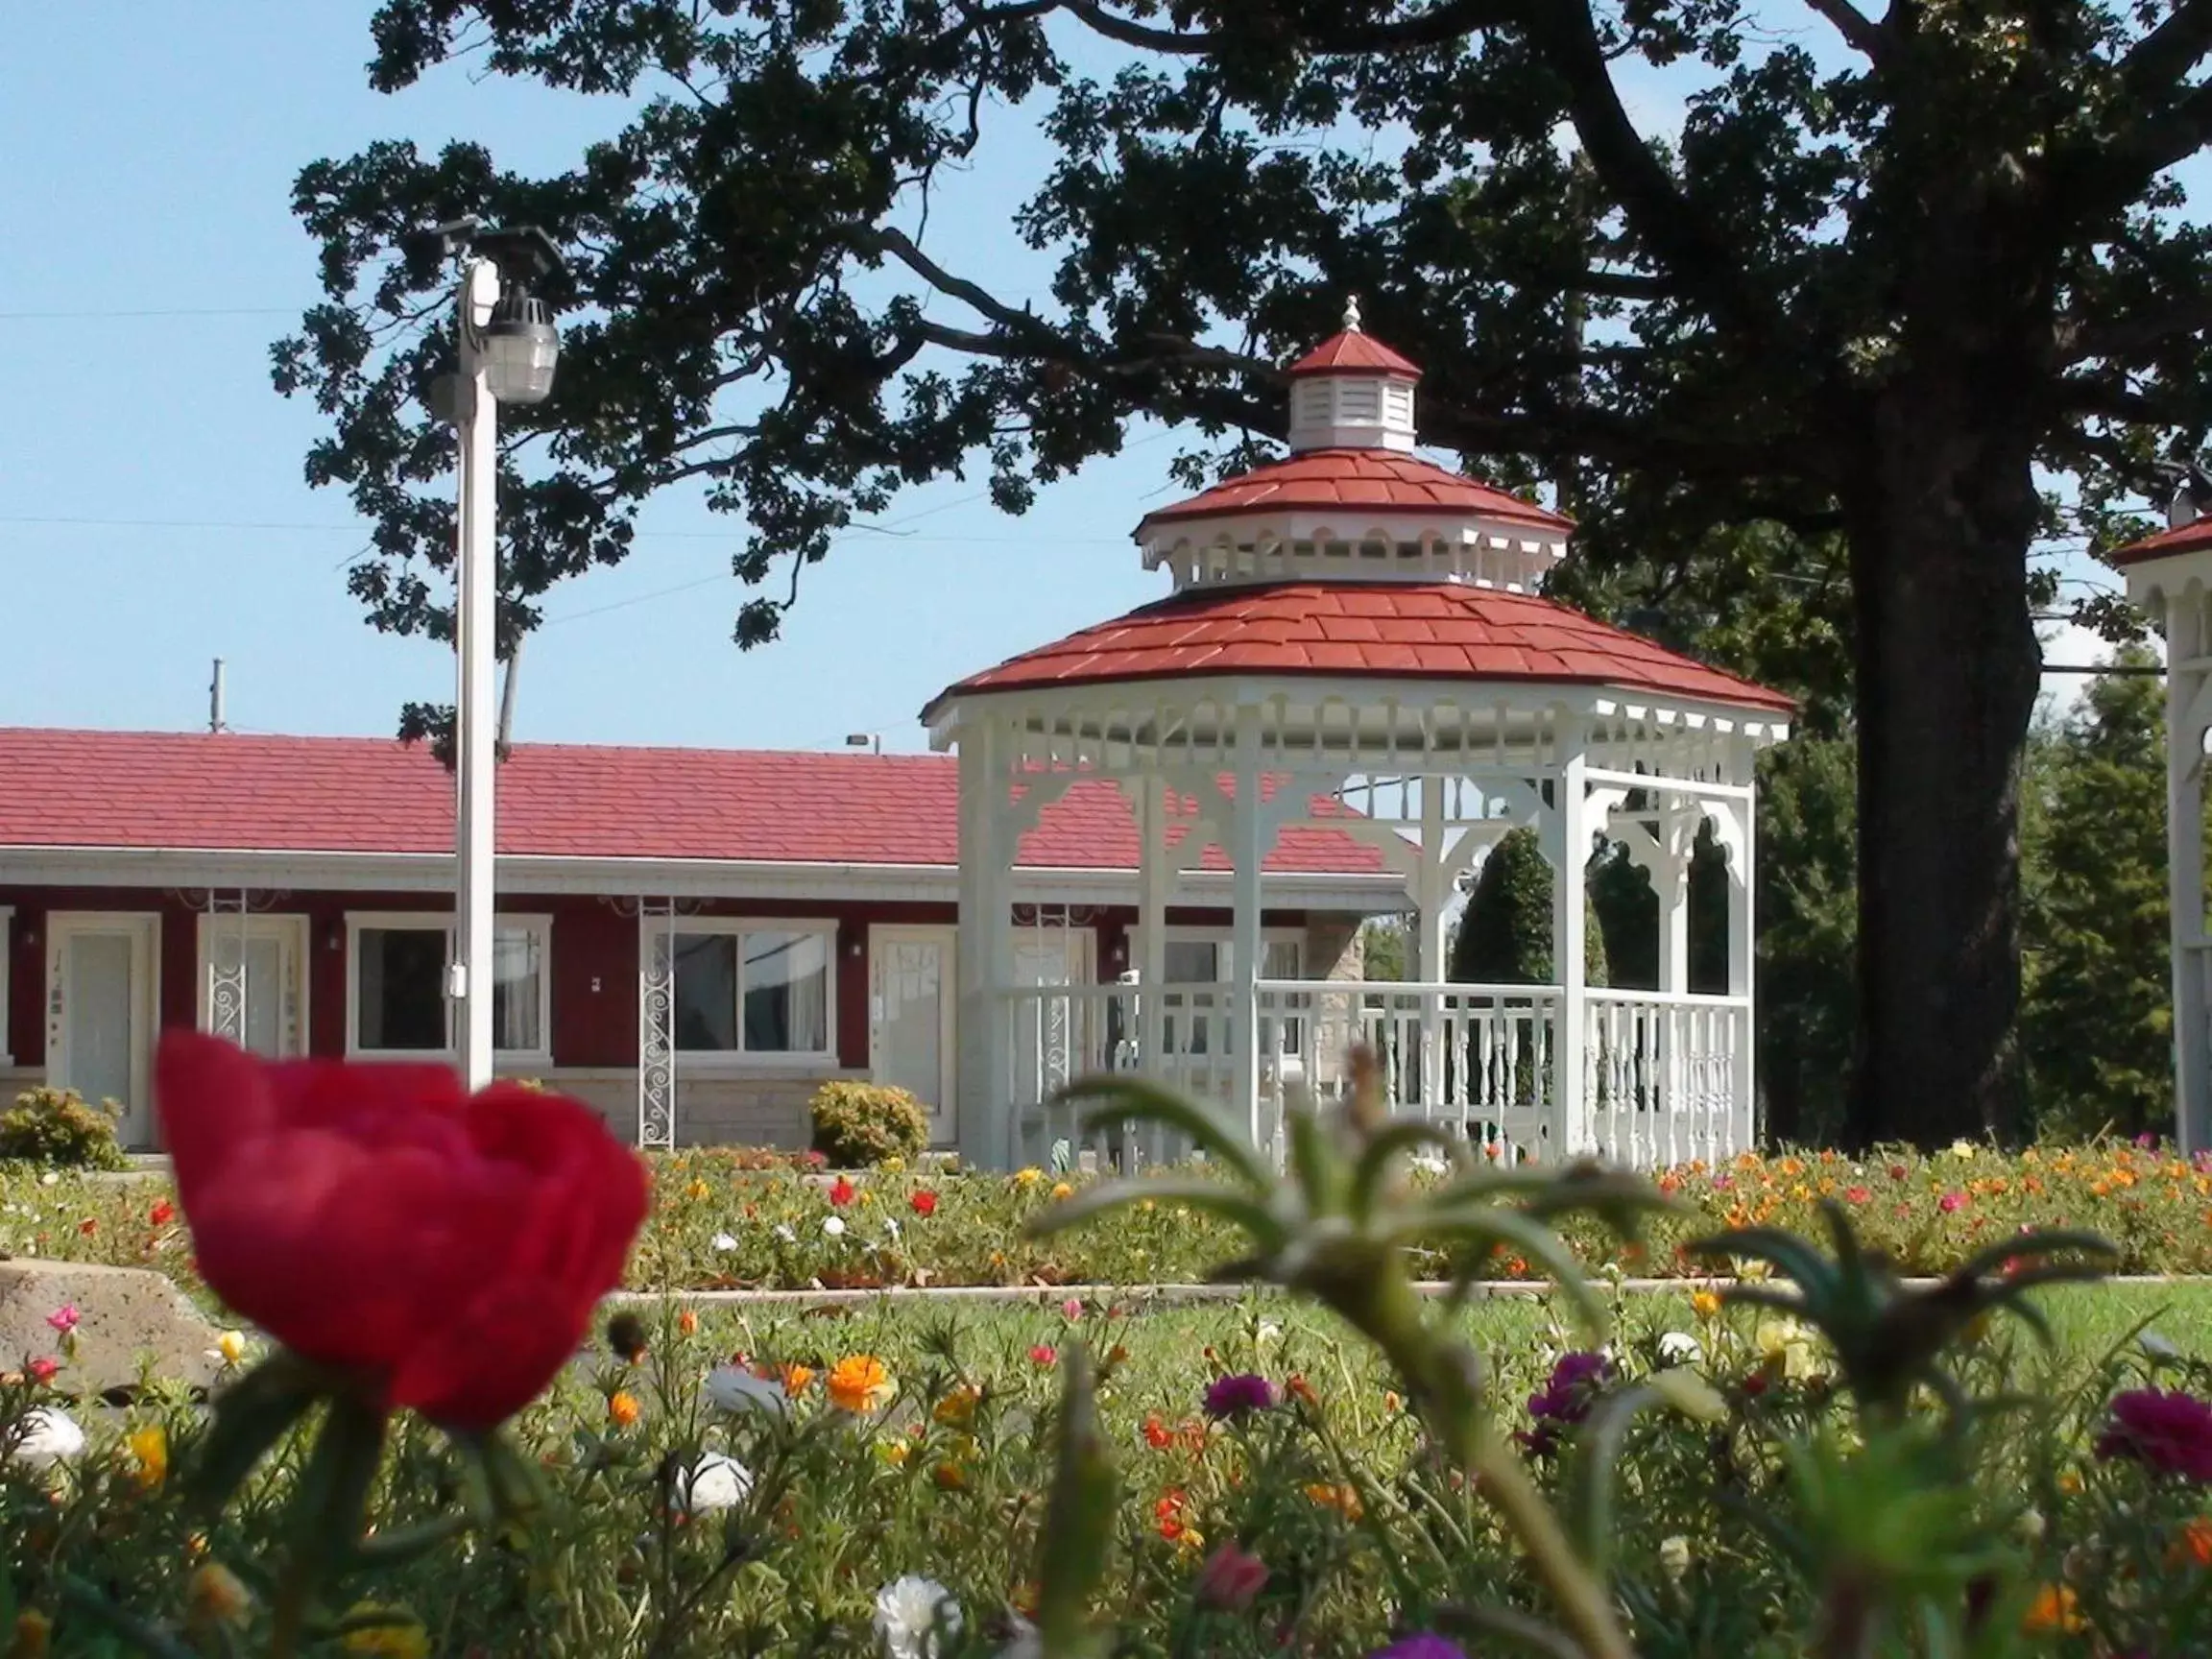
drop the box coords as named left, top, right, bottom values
left=1230, top=706, right=1267, bottom=1150
left=1726, top=739, right=1759, bottom=1151
left=1414, top=780, right=1452, bottom=1107
left=2111, top=515, right=2212, bottom=1152
left=1553, top=730, right=1592, bottom=1153
left=1136, top=773, right=1170, bottom=1090
left=956, top=714, right=1016, bottom=1167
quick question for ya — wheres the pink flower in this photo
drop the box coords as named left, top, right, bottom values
left=44, top=1305, right=79, bottom=1335
left=1193, top=1542, right=1269, bottom=1610
left=25, top=1357, right=59, bottom=1386
left=1061, top=1297, right=1084, bottom=1321
left=2097, top=1388, right=2212, bottom=1480
left=1938, top=1192, right=1966, bottom=1214
left=1029, top=1344, right=1058, bottom=1368
left=1844, top=1186, right=1872, bottom=1205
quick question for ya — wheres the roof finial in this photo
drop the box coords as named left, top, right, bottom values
left=1342, top=293, right=1362, bottom=332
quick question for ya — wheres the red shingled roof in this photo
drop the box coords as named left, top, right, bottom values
left=929, top=582, right=1795, bottom=713
left=2106, top=517, right=2212, bottom=566
left=1142, top=448, right=1573, bottom=531
left=0, top=729, right=1386, bottom=877
left=1286, top=329, right=1422, bottom=377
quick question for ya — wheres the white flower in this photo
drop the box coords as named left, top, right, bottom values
left=1948, top=1139, right=1978, bottom=1160
left=1658, top=1534, right=1692, bottom=1583
left=874, top=1575, right=961, bottom=1659
left=997, top=1614, right=1044, bottom=1659
left=772, top=1223, right=797, bottom=1244
left=676, top=1452, right=753, bottom=1515
left=1657, top=1332, right=1704, bottom=1365
left=1256, top=1321, right=1283, bottom=1347
left=710, top=1232, right=740, bottom=1253
left=2141, top=1329, right=2182, bottom=1361
left=706, top=1364, right=788, bottom=1417
left=823, top=1215, right=848, bottom=1238
left=2015, top=1506, right=2047, bottom=1544
left=11, top=1406, right=84, bottom=1470
left=1409, top=1152, right=1449, bottom=1177
left=38, top=1171, right=58, bottom=1188
left=883, top=1218, right=902, bottom=1240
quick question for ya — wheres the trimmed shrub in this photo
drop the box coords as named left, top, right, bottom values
left=808, top=1081, right=930, bottom=1167
left=1451, top=826, right=1609, bottom=986
left=0, top=1086, right=130, bottom=1169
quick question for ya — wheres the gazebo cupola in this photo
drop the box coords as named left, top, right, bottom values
left=1136, top=300, right=1573, bottom=594
left=1286, top=296, right=1423, bottom=452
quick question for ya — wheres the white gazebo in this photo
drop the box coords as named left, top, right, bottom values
left=923, top=306, right=1793, bottom=1173
left=2112, top=506, right=2212, bottom=1152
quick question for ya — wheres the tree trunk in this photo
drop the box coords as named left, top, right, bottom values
left=1843, top=400, right=2043, bottom=1149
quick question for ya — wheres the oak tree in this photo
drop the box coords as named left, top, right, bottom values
left=279, top=0, right=2212, bottom=1144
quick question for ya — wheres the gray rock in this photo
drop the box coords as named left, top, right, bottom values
left=0, top=1260, right=226, bottom=1395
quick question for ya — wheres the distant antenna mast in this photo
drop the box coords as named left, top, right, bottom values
left=845, top=732, right=882, bottom=757
left=208, top=659, right=228, bottom=734
left=496, top=638, right=523, bottom=754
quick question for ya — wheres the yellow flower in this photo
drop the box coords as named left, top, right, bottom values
left=216, top=1331, right=248, bottom=1367
left=934, top=1384, right=982, bottom=1426
left=2056, top=1468, right=2084, bottom=1496
left=128, top=1425, right=168, bottom=1490
left=1014, top=1167, right=1044, bottom=1188
left=1755, top=1317, right=1820, bottom=1381
left=685, top=1178, right=710, bottom=1201
left=880, top=1155, right=905, bottom=1173
left=2020, top=1583, right=2083, bottom=1635
left=341, top=1604, right=430, bottom=1659
left=608, top=1390, right=641, bottom=1428
left=9, top=1610, right=51, bottom=1659
left=185, top=1563, right=252, bottom=1628
left=1690, top=1289, right=1723, bottom=1321
left=828, top=1355, right=896, bottom=1413
left=1050, top=1182, right=1074, bottom=1202
left=877, top=1438, right=911, bottom=1468
left=1949, top=1140, right=1978, bottom=1160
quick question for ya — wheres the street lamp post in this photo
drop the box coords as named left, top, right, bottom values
left=427, top=221, right=561, bottom=1090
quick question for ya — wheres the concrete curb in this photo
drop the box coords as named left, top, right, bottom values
left=605, top=1273, right=2210, bottom=1310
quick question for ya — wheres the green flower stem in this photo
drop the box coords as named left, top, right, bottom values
left=1331, top=1261, right=1633, bottom=1659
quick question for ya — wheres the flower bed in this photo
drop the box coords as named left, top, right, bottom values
left=11, top=1140, right=2212, bottom=1295
left=8, top=1286, right=2212, bottom=1655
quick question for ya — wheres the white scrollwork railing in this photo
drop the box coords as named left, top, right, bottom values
left=637, top=902, right=679, bottom=1149
left=1583, top=989, right=1751, bottom=1167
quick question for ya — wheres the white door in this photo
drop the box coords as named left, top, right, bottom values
left=1010, top=926, right=1097, bottom=1109
left=197, top=914, right=308, bottom=1058
left=45, top=914, right=159, bottom=1146
left=871, top=926, right=957, bottom=1144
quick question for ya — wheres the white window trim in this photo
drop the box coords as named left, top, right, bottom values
left=649, top=916, right=839, bottom=1069
left=344, top=911, right=554, bottom=1066
left=0, top=906, right=12, bottom=1065
left=1129, top=925, right=1308, bottom=981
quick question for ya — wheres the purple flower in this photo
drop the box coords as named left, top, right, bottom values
left=2095, top=1388, right=2212, bottom=1480
left=1516, top=1352, right=1610, bottom=1456
left=1203, top=1373, right=1277, bottom=1420
left=1368, top=1637, right=1468, bottom=1659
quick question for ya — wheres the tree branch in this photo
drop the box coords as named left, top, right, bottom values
left=1800, top=0, right=1890, bottom=61
left=1519, top=0, right=1787, bottom=354
left=2116, top=0, right=2212, bottom=102
left=1059, top=0, right=1508, bottom=56
left=2060, top=294, right=2212, bottom=366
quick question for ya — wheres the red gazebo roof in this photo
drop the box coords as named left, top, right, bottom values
left=1140, top=449, right=1573, bottom=532
left=926, top=582, right=1795, bottom=716
left=2106, top=517, right=2212, bottom=566
left=1286, top=328, right=1422, bottom=377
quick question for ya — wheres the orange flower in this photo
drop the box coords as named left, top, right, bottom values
left=827, top=1355, right=895, bottom=1413
left=1143, top=1414, right=1176, bottom=1450
left=778, top=1363, right=816, bottom=1396
left=1286, top=1374, right=1319, bottom=1408
left=1155, top=1488, right=1191, bottom=1540
left=608, top=1391, right=641, bottom=1429
left=678, top=1309, right=699, bottom=1337
left=2171, top=1516, right=2212, bottom=1569
left=2021, top=1584, right=2083, bottom=1634
left=1305, top=1481, right=1364, bottom=1521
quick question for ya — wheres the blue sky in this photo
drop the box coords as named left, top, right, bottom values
left=0, top=7, right=2127, bottom=754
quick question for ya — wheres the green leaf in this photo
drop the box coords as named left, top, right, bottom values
left=1025, top=1177, right=1279, bottom=1249
left=1685, top=1227, right=1841, bottom=1299
left=185, top=1348, right=327, bottom=1514
left=1050, top=1075, right=1264, bottom=1190
left=1565, top=1381, right=1666, bottom=1581
left=1348, top=1119, right=1461, bottom=1222
left=1406, top=1203, right=1610, bottom=1336
left=1035, top=1344, right=1116, bottom=1659
left=348, top=1510, right=470, bottom=1571
left=281, top=1393, right=390, bottom=1611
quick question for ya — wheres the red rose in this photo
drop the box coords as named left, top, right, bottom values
left=148, top=1200, right=176, bottom=1228
left=829, top=1176, right=857, bottom=1207
left=155, top=1032, right=648, bottom=1431
left=910, top=1190, right=938, bottom=1216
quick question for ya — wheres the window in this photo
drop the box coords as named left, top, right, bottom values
left=347, top=913, right=550, bottom=1061
left=666, top=922, right=834, bottom=1059
left=1139, top=931, right=1304, bottom=1055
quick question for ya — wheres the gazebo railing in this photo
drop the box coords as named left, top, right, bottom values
left=1584, top=988, right=1751, bottom=1167
left=998, top=978, right=1751, bottom=1172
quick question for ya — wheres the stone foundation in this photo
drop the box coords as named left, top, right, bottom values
left=533, top=1067, right=861, bottom=1149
